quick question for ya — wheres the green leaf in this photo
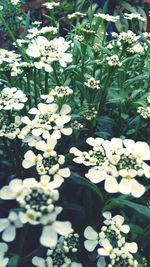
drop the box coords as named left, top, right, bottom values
left=22, top=10, right=30, bottom=38
left=114, top=10, right=129, bottom=32
left=116, top=0, right=136, bottom=13
left=129, top=224, right=144, bottom=235
left=105, top=198, right=150, bottom=219
left=8, top=255, right=20, bottom=267
left=70, top=172, right=104, bottom=202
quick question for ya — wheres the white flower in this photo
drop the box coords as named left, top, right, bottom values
left=32, top=256, right=52, bottom=267
left=85, top=165, right=118, bottom=193
left=40, top=221, right=73, bottom=247
left=67, top=12, right=85, bottom=19
left=128, top=43, right=146, bottom=55
left=0, top=87, right=27, bottom=110
left=94, top=13, right=119, bottom=22
left=32, top=255, right=82, bottom=267
left=84, top=77, right=100, bottom=90
left=0, top=179, right=24, bottom=201
left=0, top=211, right=22, bottom=242
left=70, top=137, right=150, bottom=197
left=118, top=30, right=140, bottom=44
left=42, top=86, right=73, bottom=101
left=106, top=55, right=122, bottom=67
left=0, top=116, right=21, bottom=139
left=97, top=239, right=118, bottom=259
left=0, top=176, right=63, bottom=226
left=124, top=13, right=146, bottom=22
left=118, top=177, right=145, bottom=198
left=43, top=2, right=60, bottom=9
left=26, top=36, right=72, bottom=70
left=10, top=0, right=20, bottom=5
left=20, top=103, right=72, bottom=142
left=22, top=150, right=43, bottom=169
left=103, top=212, right=130, bottom=234
left=84, top=226, right=101, bottom=252
left=35, top=137, right=57, bottom=157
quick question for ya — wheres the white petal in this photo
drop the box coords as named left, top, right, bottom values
left=58, top=168, right=70, bottom=178
left=104, top=177, right=118, bottom=193
left=40, top=226, right=57, bottom=247
left=85, top=169, right=105, bottom=183
left=113, top=215, right=124, bottom=226
left=22, top=160, right=35, bottom=169
left=70, top=147, right=83, bottom=156
left=55, top=116, right=71, bottom=126
left=97, top=257, right=106, bottom=267
left=123, top=139, right=135, bottom=149
left=131, top=179, right=145, bottom=198
left=97, top=248, right=109, bottom=256
left=120, top=225, right=130, bottom=233
left=32, top=128, right=43, bottom=137
left=118, top=179, right=131, bottom=195
left=124, top=242, right=138, bottom=254
left=60, top=104, right=71, bottom=115
left=52, top=221, right=73, bottom=236
left=35, top=141, right=47, bottom=151
left=28, top=108, right=40, bottom=115
left=61, top=127, right=72, bottom=135
left=13, top=103, right=24, bottom=110
left=32, top=256, right=45, bottom=267
left=84, top=240, right=98, bottom=252
left=84, top=226, right=98, bottom=240
left=2, top=225, right=16, bottom=242
left=0, top=186, right=16, bottom=200
left=102, top=212, right=111, bottom=220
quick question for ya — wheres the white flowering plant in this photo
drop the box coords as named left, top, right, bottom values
left=0, top=0, right=150, bottom=266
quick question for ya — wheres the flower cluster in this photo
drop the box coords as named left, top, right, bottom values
left=106, top=55, right=122, bottom=67
left=0, top=116, right=21, bottom=139
left=0, top=48, right=21, bottom=75
left=113, top=31, right=140, bottom=45
left=43, top=1, right=60, bottom=10
left=94, top=14, right=119, bottom=22
left=0, top=211, right=22, bottom=242
left=22, top=137, right=70, bottom=179
left=70, top=137, right=150, bottom=197
left=68, top=12, right=86, bottom=19
left=0, top=87, right=27, bottom=111
left=19, top=103, right=72, bottom=144
left=124, top=13, right=146, bottom=22
left=0, top=176, right=73, bottom=247
left=137, top=97, right=150, bottom=119
left=128, top=43, right=146, bottom=55
left=26, top=36, right=72, bottom=72
left=26, top=25, right=58, bottom=40
left=10, top=0, right=20, bottom=5
left=32, top=232, right=81, bottom=267
left=84, top=77, right=100, bottom=90
left=42, top=86, right=73, bottom=102
left=84, top=212, right=139, bottom=267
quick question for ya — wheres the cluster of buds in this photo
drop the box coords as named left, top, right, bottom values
left=84, top=77, right=100, bottom=90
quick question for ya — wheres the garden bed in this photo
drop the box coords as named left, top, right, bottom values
left=0, top=1, right=150, bottom=267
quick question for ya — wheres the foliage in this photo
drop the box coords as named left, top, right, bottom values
left=0, top=1, right=150, bottom=267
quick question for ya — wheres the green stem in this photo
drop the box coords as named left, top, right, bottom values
left=26, top=73, right=32, bottom=107
left=0, top=13, right=28, bottom=62
left=45, top=72, right=49, bottom=94
left=98, top=69, right=111, bottom=114
left=33, top=68, right=38, bottom=106
left=52, top=63, right=60, bottom=85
